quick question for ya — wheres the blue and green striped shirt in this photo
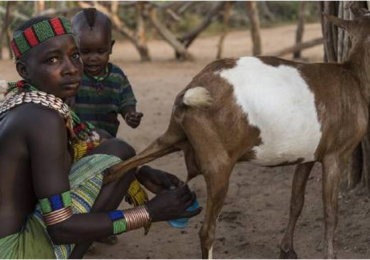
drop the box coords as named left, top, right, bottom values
left=74, top=63, right=137, bottom=137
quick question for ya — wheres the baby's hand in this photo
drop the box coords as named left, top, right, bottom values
left=124, top=111, right=143, bottom=128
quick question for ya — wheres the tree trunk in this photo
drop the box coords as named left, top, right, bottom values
left=259, top=1, right=275, bottom=21
left=216, top=1, right=232, bottom=59
left=6, top=25, right=13, bottom=60
left=294, top=1, right=307, bottom=59
left=0, top=2, right=13, bottom=60
left=135, top=2, right=151, bottom=62
left=321, top=1, right=339, bottom=63
left=34, top=1, right=45, bottom=16
left=321, top=1, right=370, bottom=191
left=111, top=1, right=118, bottom=14
left=246, top=1, right=262, bottom=55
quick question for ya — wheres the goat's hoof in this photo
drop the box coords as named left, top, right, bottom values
left=279, top=248, right=298, bottom=259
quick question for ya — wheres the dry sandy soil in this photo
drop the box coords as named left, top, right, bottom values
left=2, top=23, right=370, bottom=259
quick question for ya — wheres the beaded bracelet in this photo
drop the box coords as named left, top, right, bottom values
left=108, top=206, right=151, bottom=235
left=39, top=191, right=73, bottom=226
left=108, top=210, right=127, bottom=234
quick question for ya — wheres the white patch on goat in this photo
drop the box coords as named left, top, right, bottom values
left=220, top=57, right=322, bottom=166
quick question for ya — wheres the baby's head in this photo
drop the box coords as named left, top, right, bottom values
left=12, top=16, right=82, bottom=99
left=72, top=8, right=114, bottom=77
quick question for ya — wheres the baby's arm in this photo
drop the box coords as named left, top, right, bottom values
left=120, top=105, right=143, bottom=129
left=117, top=68, right=142, bottom=128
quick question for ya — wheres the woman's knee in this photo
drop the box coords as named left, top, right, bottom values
left=92, top=138, right=136, bottom=160
left=107, top=138, right=136, bottom=160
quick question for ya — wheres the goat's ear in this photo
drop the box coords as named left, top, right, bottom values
left=323, top=13, right=351, bottom=30
left=350, top=6, right=369, bottom=18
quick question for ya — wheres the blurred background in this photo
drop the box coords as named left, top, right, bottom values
left=0, top=1, right=322, bottom=61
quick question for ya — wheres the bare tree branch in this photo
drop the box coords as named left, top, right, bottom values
left=0, top=6, right=28, bottom=21
left=178, top=2, right=226, bottom=48
left=39, top=7, right=81, bottom=17
left=266, top=37, right=324, bottom=57
left=178, top=2, right=198, bottom=15
left=148, top=7, right=193, bottom=61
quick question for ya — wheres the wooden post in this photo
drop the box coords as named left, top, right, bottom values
left=135, top=2, right=150, bottom=62
left=0, top=2, right=13, bottom=60
left=293, top=1, right=307, bottom=59
left=111, top=1, right=118, bottom=14
left=34, top=1, right=45, bottom=16
left=320, top=1, right=370, bottom=192
left=216, top=1, right=232, bottom=59
left=246, top=1, right=262, bottom=55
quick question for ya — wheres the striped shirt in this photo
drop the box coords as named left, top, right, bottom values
left=74, top=63, right=137, bottom=137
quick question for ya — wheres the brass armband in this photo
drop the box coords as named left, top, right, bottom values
left=39, top=191, right=73, bottom=226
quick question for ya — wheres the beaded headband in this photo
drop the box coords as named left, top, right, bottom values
left=11, top=17, right=73, bottom=59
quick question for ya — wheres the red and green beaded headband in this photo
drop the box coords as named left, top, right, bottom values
left=11, top=17, right=73, bottom=60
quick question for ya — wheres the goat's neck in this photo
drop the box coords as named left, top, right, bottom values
left=346, top=39, right=370, bottom=103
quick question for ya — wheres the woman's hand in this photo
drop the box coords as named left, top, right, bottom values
left=145, top=184, right=202, bottom=222
left=136, top=166, right=182, bottom=194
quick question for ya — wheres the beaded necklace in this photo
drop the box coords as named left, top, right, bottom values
left=2, top=81, right=149, bottom=212
left=2, top=80, right=100, bottom=160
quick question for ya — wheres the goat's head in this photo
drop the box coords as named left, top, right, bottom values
left=324, top=7, right=370, bottom=45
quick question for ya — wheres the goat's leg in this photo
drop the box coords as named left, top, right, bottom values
left=279, top=162, right=315, bottom=259
left=181, top=116, right=237, bottom=258
left=322, top=154, right=342, bottom=259
left=182, top=141, right=232, bottom=258
left=199, top=163, right=233, bottom=259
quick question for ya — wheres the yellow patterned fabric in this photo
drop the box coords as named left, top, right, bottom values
left=72, top=140, right=100, bottom=161
left=126, top=178, right=148, bottom=207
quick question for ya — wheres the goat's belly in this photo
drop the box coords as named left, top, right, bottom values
left=220, top=56, right=322, bottom=166
left=250, top=134, right=320, bottom=166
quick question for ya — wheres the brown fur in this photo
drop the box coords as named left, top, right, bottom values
left=106, top=8, right=370, bottom=259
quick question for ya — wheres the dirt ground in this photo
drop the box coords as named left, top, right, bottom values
left=2, top=23, right=370, bottom=259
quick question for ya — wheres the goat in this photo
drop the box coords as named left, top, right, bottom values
left=105, top=8, right=370, bottom=259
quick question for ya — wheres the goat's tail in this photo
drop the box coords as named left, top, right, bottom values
left=182, top=86, right=213, bottom=108
left=104, top=119, right=185, bottom=184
